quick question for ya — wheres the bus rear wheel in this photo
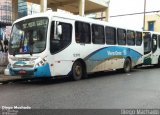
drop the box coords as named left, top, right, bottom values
left=71, top=61, right=83, bottom=81
left=123, top=58, right=132, bottom=73
left=157, top=57, right=160, bottom=67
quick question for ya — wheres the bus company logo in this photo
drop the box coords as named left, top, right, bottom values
left=107, top=51, right=122, bottom=56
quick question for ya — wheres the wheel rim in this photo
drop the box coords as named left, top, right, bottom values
left=125, top=60, right=131, bottom=72
left=72, top=62, right=82, bottom=80
left=75, top=65, right=82, bottom=77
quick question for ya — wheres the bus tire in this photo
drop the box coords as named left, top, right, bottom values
left=157, top=57, right=160, bottom=67
left=71, top=61, right=83, bottom=81
left=123, top=58, right=132, bottom=73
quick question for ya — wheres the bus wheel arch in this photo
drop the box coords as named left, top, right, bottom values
left=123, top=57, right=132, bottom=73
left=71, top=59, right=87, bottom=81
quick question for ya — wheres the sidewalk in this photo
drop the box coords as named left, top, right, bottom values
left=0, top=66, right=21, bottom=83
left=0, top=66, right=6, bottom=74
left=0, top=74, right=21, bottom=83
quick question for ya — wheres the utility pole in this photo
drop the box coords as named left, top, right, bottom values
left=6, top=0, right=7, bottom=24
left=143, top=0, right=146, bottom=31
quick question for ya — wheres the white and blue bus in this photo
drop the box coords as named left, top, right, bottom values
left=8, top=11, right=143, bottom=80
left=143, top=31, right=160, bottom=66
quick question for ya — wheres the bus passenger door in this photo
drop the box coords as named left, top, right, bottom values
left=143, top=32, right=152, bottom=65
left=49, top=18, right=74, bottom=76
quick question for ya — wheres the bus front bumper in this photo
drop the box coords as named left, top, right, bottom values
left=9, top=63, right=51, bottom=78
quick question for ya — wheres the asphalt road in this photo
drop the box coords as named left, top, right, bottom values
left=0, top=66, right=160, bottom=109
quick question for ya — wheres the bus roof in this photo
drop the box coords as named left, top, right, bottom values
left=14, top=11, right=142, bottom=32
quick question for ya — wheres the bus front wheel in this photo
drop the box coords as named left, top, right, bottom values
left=71, top=61, right=83, bottom=81
left=123, top=58, right=132, bottom=73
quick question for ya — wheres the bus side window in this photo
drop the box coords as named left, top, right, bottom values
left=75, top=21, right=91, bottom=44
left=105, top=26, right=116, bottom=45
left=50, top=21, right=55, bottom=40
left=50, top=21, right=72, bottom=54
left=127, top=30, right=135, bottom=46
left=76, top=33, right=80, bottom=43
left=92, top=24, right=105, bottom=44
left=135, top=32, right=142, bottom=46
left=143, top=32, right=152, bottom=54
left=152, top=34, right=157, bottom=53
left=117, top=28, right=126, bottom=45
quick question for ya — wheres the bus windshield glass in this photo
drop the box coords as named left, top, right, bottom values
left=9, top=18, right=48, bottom=55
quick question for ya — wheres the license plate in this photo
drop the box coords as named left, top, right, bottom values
left=19, top=70, right=27, bottom=74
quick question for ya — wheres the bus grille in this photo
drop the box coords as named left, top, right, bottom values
left=12, top=65, right=34, bottom=68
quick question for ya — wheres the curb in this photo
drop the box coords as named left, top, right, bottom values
left=0, top=75, right=21, bottom=83
left=0, top=66, right=6, bottom=74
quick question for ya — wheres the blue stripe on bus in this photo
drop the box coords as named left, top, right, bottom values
left=84, top=46, right=142, bottom=64
left=34, top=63, right=51, bottom=77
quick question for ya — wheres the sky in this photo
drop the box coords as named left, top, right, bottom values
left=108, top=0, right=160, bottom=30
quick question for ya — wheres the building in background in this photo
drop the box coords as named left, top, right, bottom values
left=0, top=0, right=12, bottom=24
left=87, top=0, right=110, bottom=21
left=96, top=0, right=110, bottom=21
left=145, top=13, right=160, bottom=32
left=0, top=0, right=40, bottom=40
left=0, top=0, right=12, bottom=40
left=18, top=0, right=27, bottom=18
left=18, top=0, right=40, bottom=18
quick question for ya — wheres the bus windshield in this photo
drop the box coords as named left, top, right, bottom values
left=9, top=18, right=48, bottom=55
